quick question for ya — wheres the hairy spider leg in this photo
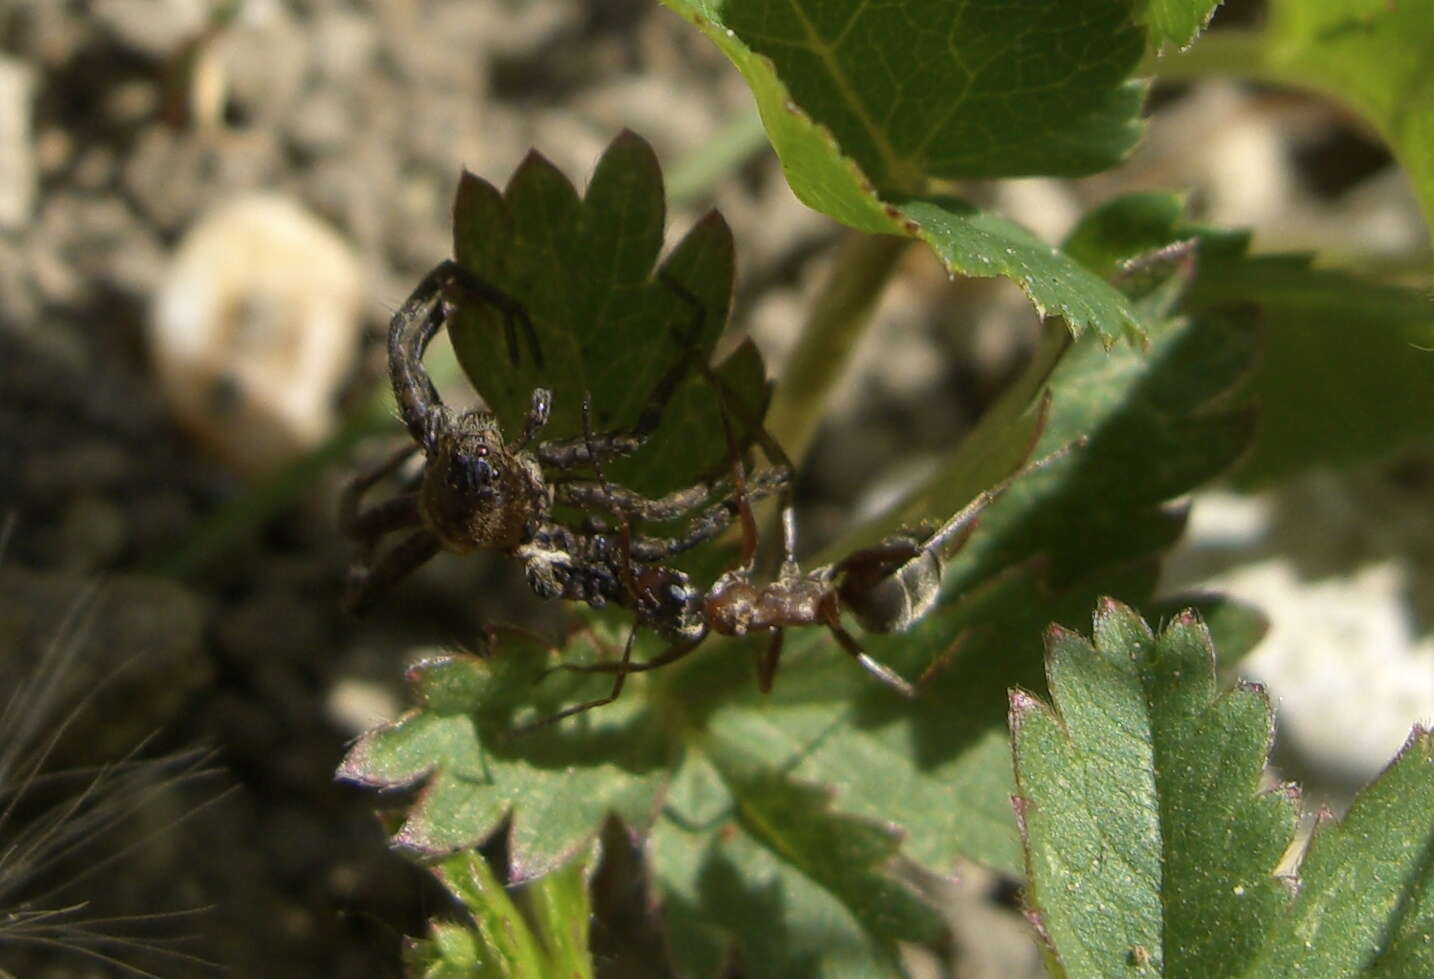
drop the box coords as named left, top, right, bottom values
left=388, top=259, right=540, bottom=444
left=340, top=442, right=444, bottom=613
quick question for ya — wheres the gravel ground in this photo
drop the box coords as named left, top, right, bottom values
left=1, top=2, right=1430, bottom=977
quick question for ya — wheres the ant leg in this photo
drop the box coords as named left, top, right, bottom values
left=818, top=598, right=915, bottom=698
left=756, top=629, right=784, bottom=693
left=510, top=626, right=642, bottom=733
left=345, top=530, right=441, bottom=614
left=552, top=631, right=705, bottom=678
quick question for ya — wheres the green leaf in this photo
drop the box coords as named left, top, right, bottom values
left=1146, top=592, right=1270, bottom=671
left=664, top=0, right=1146, bottom=196
left=660, top=1, right=1151, bottom=343
left=1062, top=190, right=1434, bottom=487
left=336, top=635, right=670, bottom=877
left=1266, top=0, right=1434, bottom=235
left=891, top=196, right=1141, bottom=343
left=446, top=131, right=768, bottom=497
left=651, top=764, right=934, bottom=979
left=1244, top=730, right=1434, bottom=978
left=1143, top=0, right=1223, bottom=52
left=1186, top=258, right=1434, bottom=487
left=1011, top=600, right=1299, bottom=977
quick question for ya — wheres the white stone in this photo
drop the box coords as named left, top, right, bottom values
left=0, top=56, right=35, bottom=230
left=150, top=194, right=362, bottom=475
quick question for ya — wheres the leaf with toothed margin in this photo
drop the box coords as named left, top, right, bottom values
left=1242, top=728, right=1434, bottom=977
left=1011, top=599, right=1299, bottom=978
left=655, top=0, right=1182, bottom=343
left=335, top=629, right=670, bottom=878
left=445, top=131, right=769, bottom=498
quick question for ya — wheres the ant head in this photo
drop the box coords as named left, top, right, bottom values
left=633, top=566, right=706, bottom=643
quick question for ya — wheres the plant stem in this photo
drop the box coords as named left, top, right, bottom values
left=667, top=108, right=769, bottom=206
left=765, top=231, right=910, bottom=463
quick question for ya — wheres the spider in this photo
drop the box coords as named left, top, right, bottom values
left=535, top=379, right=1082, bottom=723
left=341, top=259, right=788, bottom=637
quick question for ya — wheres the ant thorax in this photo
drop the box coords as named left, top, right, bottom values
left=418, top=406, right=548, bottom=554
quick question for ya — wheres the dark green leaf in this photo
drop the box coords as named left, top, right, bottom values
left=664, top=0, right=1146, bottom=194
left=447, top=131, right=768, bottom=496
left=1012, top=600, right=1298, bottom=977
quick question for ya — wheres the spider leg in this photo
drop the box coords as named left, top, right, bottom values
left=388, top=259, right=539, bottom=443
left=436, top=259, right=542, bottom=369
left=553, top=478, right=719, bottom=523
left=344, top=529, right=441, bottom=614
left=340, top=442, right=423, bottom=541
left=818, top=597, right=915, bottom=698
left=614, top=446, right=791, bottom=564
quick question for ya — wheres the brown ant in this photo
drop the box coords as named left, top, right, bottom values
left=341, top=259, right=787, bottom=637
left=524, top=291, right=1082, bottom=727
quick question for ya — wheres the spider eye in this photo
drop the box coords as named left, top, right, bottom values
left=447, top=455, right=495, bottom=493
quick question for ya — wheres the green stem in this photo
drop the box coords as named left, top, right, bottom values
left=765, top=231, right=911, bottom=463
left=667, top=108, right=769, bottom=206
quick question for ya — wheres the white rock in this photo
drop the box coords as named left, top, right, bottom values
left=326, top=676, right=402, bottom=737
left=1212, top=558, right=1434, bottom=781
left=0, top=56, right=35, bottom=230
left=150, top=194, right=361, bottom=475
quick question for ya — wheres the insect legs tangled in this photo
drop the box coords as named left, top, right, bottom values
left=341, top=259, right=787, bottom=634
left=540, top=381, right=1083, bottom=723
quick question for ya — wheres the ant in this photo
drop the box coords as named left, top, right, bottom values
left=523, top=293, right=1081, bottom=728
left=341, top=259, right=788, bottom=635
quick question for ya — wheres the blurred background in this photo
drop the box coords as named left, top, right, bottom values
left=1, top=0, right=1430, bottom=976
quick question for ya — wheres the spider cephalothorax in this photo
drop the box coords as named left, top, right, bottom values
left=417, top=404, right=549, bottom=555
